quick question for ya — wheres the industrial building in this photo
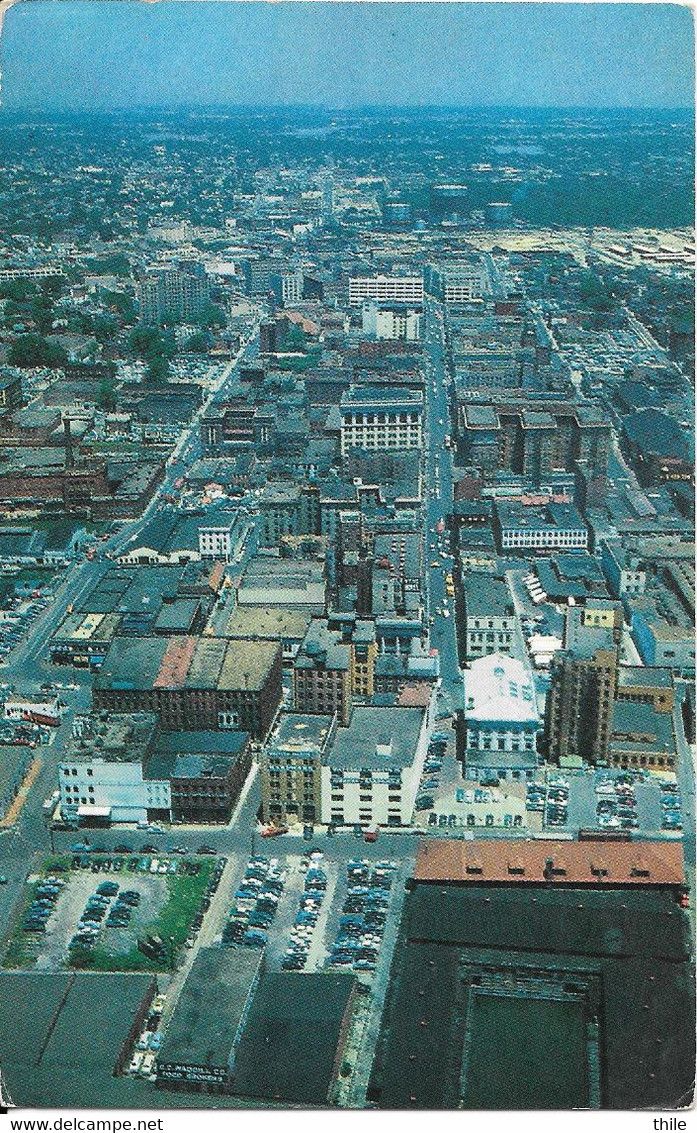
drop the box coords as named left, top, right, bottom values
left=92, top=635, right=282, bottom=739
left=156, top=949, right=264, bottom=1093
left=369, top=839, right=693, bottom=1110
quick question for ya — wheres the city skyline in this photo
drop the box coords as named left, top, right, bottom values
left=0, top=1, right=693, bottom=112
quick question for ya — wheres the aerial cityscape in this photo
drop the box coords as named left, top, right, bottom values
left=0, top=0, right=693, bottom=1116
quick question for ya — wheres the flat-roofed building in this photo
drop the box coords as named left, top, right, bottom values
left=92, top=636, right=282, bottom=739
left=156, top=948, right=264, bottom=1093
left=462, top=573, right=518, bottom=661
left=260, top=711, right=336, bottom=826
left=321, top=705, right=428, bottom=828
left=293, top=620, right=353, bottom=725
left=339, top=386, right=423, bottom=457
left=348, top=274, right=423, bottom=308
left=545, top=612, right=619, bottom=767
left=369, top=839, right=692, bottom=1111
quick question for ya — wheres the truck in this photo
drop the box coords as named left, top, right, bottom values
left=363, top=824, right=380, bottom=843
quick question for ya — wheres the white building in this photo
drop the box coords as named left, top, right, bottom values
left=348, top=274, right=423, bottom=308
left=463, top=654, right=540, bottom=782
left=339, top=386, right=423, bottom=456
left=362, top=299, right=421, bottom=341
left=320, top=706, right=428, bottom=827
left=58, top=714, right=170, bottom=825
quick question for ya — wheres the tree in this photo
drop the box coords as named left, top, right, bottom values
left=183, top=331, right=210, bottom=353
left=145, top=353, right=169, bottom=384
left=8, top=334, right=68, bottom=369
left=197, top=302, right=227, bottom=330
left=97, top=378, right=117, bottom=411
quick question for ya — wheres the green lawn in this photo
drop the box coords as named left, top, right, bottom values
left=462, top=991, right=590, bottom=1109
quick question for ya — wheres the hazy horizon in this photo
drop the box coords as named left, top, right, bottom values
left=0, top=2, right=693, bottom=113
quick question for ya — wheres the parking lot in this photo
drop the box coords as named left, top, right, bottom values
left=217, top=847, right=408, bottom=983
left=0, top=578, right=60, bottom=665
left=523, top=767, right=679, bottom=836
left=4, top=852, right=218, bottom=972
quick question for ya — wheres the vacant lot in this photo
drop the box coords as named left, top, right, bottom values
left=3, top=854, right=215, bottom=973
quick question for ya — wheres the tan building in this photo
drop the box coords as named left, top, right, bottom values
left=260, top=712, right=336, bottom=826
left=545, top=611, right=619, bottom=767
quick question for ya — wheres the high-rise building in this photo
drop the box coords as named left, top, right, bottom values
left=136, top=261, right=211, bottom=325
left=545, top=608, right=620, bottom=766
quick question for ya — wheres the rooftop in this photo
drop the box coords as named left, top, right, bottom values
left=158, top=948, right=263, bottom=1074
left=325, top=706, right=425, bottom=770
left=414, top=838, right=685, bottom=887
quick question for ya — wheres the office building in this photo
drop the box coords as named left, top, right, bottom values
left=545, top=611, right=619, bottom=767
left=293, top=621, right=353, bottom=725
left=136, top=261, right=211, bottom=325
left=362, top=299, right=421, bottom=342
left=321, top=705, right=428, bottom=828
left=339, top=386, right=423, bottom=457
left=462, top=574, right=518, bottom=661
left=494, top=500, right=589, bottom=553
left=260, top=712, right=336, bottom=826
left=348, top=274, right=423, bottom=308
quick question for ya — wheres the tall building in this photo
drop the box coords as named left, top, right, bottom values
left=293, top=621, right=352, bottom=725
left=136, top=261, right=211, bottom=325
left=545, top=609, right=620, bottom=766
left=458, top=401, right=611, bottom=500
left=269, top=271, right=304, bottom=305
left=260, top=712, right=336, bottom=825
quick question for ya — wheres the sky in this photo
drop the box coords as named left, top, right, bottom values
left=0, top=1, right=693, bottom=113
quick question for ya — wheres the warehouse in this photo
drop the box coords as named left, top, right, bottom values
left=231, top=972, right=357, bottom=1105
left=156, top=948, right=264, bottom=1093
left=0, top=972, right=156, bottom=1107
left=92, top=635, right=282, bottom=739
left=369, top=839, right=693, bottom=1110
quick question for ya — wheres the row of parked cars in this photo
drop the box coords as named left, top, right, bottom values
left=414, top=733, right=448, bottom=813
left=69, top=880, right=141, bottom=954
left=596, top=774, right=639, bottom=831
left=281, top=851, right=327, bottom=970
left=223, top=855, right=286, bottom=949
left=545, top=778, right=569, bottom=827
left=22, top=875, right=65, bottom=934
left=660, top=781, right=682, bottom=832
left=184, top=856, right=227, bottom=948
left=327, top=860, right=395, bottom=973
left=127, top=994, right=166, bottom=1080
left=70, top=852, right=203, bottom=877
left=0, top=585, right=55, bottom=662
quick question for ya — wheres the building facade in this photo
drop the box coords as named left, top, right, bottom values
left=463, top=654, right=540, bottom=782
left=339, top=387, right=423, bottom=457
